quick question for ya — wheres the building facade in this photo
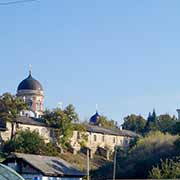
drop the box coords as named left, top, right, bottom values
left=0, top=117, right=138, bottom=159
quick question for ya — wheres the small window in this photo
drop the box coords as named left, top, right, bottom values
left=113, top=137, right=116, bottom=144
left=94, top=135, right=97, bottom=142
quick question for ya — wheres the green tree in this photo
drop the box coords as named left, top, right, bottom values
left=43, top=108, right=74, bottom=149
left=122, top=114, right=146, bottom=134
left=3, top=129, right=46, bottom=154
left=74, top=123, right=88, bottom=147
left=171, top=121, right=180, bottom=135
left=144, top=110, right=159, bottom=133
left=63, top=104, right=79, bottom=123
left=158, top=114, right=177, bottom=133
left=97, top=115, right=118, bottom=129
left=174, top=137, right=180, bottom=150
left=0, top=93, right=27, bottom=138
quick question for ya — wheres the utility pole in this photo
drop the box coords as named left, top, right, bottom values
left=87, top=148, right=90, bottom=180
left=113, top=146, right=117, bottom=180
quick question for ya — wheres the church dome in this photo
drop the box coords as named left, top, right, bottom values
left=17, top=73, right=43, bottom=91
left=89, top=111, right=100, bottom=124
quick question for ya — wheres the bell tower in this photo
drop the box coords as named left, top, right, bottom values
left=17, top=68, right=44, bottom=118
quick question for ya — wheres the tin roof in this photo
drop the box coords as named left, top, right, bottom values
left=85, top=124, right=139, bottom=137
left=6, top=153, right=84, bottom=177
left=16, top=116, right=46, bottom=127
left=15, top=117, right=139, bottom=137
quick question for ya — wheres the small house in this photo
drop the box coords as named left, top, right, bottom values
left=3, top=153, right=85, bottom=180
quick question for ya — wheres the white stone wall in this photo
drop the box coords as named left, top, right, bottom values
left=0, top=122, right=51, bottom=143
left=1, top=122, right=133, bottom=154
left=71, top=130, right=132, bottom=153
left=0, top=122, right=12, bottom=141
left=18, top=124, right=51, bottom=143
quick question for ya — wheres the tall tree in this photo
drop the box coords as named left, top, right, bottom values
left=144, top=109, right=158, bottom=133
left=63, top=104, right=79, bottom=123
left=122, top=114, right=146, bottom=134
left=158, top=114, right=176, bottom=133
left=43, top=108, right=74, bottom=149
left=171, top=121, right=180, bottom=135
left=0, top=93, right=27, bottom=138
left=97, top=115, right=118, bottom=129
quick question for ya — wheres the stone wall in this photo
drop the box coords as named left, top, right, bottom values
left=71, top=130, right=132, bottom=156
left=0, top=122, right=133, bottom=158
left=1, top=122, right=12, bottom=141
left=0, top=122, right=52, bottom=143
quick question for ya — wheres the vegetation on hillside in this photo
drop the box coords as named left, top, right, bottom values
left=3, top=129, right=59, bottom=156
left=91, top=131, right=180, bottom=179
left=149, top=158, right=180, bottom=179
left=1, top=93, right=180, bottom=179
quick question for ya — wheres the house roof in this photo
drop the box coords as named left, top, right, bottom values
left=15, top=117, right=139, bottom=138
left=6, top=153, right=84, bottom=177
left=15, top=116, right=46, bottom=127
left=85, top=124, right=139, bottom=138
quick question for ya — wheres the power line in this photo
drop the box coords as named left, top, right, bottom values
left=0, top=0, right=38, bottom=5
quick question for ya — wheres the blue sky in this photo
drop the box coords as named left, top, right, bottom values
left=1, top=0, right=180, bottom=124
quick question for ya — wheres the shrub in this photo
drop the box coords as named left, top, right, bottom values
left=4, top=129, right=46, bottom=155
left=149, top=158, right=180, bottom=179
left=117, top=131, right=179, bottom=178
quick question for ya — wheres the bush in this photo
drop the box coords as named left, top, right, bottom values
left=149, top=158, right=180, bottom=179
left=3, top=129, right=60, bottom=156
left=117, top=131, right=179, bottom=179
left=43, top=142, right=60, bottom=156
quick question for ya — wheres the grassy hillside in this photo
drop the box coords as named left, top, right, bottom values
left=59, top=152, right=111, bottom=173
